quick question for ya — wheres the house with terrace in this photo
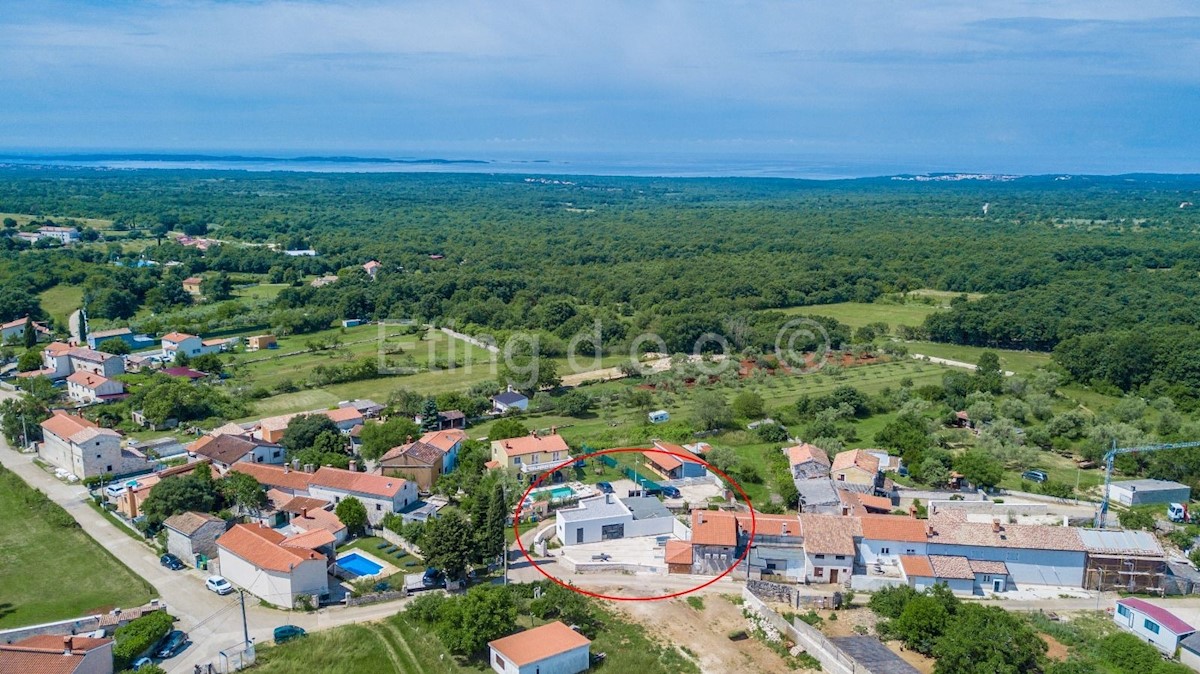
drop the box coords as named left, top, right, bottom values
left=307, top=466, right=417, bottom=526
left=554, top=493, right=676, bottom=546
left=39, top=410, right=148, bottom=479
left=491, top=431, right=572, bottom=483
left=216, top=523, right=329, bottom=608
left=689, top=509, right=742, bottom=575
left=856, top=515, right=930, bottom=570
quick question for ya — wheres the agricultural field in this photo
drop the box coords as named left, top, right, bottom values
left=0, top=465, right=156, bottom=628
left=37, top=284, right=84, bottom=326
left=786, top=301, right=944, bottom=330
left=902, top=340, right=1053, bottom=375
left=0, top=211, right=114, bottom=229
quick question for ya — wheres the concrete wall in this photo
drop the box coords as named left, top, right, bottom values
left=625, top=516, right=675, bottom=539
left=556, top=511, right=631, bottom=546
left=909, top=575, right=974, bottom=595
left=1180, top=645, right=1200, bottom=671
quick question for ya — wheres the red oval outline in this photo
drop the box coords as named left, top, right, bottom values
left=512, top=446, right=757, bottom=601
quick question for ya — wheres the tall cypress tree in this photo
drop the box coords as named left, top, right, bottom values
left=484, top=480, right=508, bottom=561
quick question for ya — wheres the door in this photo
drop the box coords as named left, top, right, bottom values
left=993, top=579, right=1004, bottom=592
left=576, top=528, right=583, bottom=544
left=829, top=569, right=839, bottom=583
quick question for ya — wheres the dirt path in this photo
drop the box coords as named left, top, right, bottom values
left=611, top=593, right=793, bottom=674
left=911, top=353, right=1015, bottom=377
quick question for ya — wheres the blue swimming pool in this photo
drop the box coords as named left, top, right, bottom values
left=339, top=553, right=383, bottom=576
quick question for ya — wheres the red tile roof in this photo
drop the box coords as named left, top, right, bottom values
left=493, top=433, right=569, bottom=457
left=899, top=555, right=934, bottom=578
left=859, top=515, right=929, bottom=543
left=831, top=449, right=880, bottom=475
left=0, top=635, right=111, bottom=674
left=927, top=515, right=1085, bottom=551
left=217, top=524, right=324, bottom=573
left=324, top=407, right=363, bottom=424
left=665, top=540, right=693, bottom=565
left=161, top=332, right=197, bottom=343
left=787, top=443, right=830, bottom=467
left=734, top=513, right=800, bottom=537
left=420, top=429, right=466, bottom=452
left=228, top=462, right=314, bottom=492
left=969, top=559, right=1009, bottom=575
left=799, top=513, right=860, bottom=555
left=690, top=510, right=738, bottom=546
left=928, top=555, right=974, bottom=580
left=310, top=466, right=408, bottom=499
left=40, top=410, right=119, bottom=444
left=66, top=371, right=113, bottom=389
left=163, top=511, right=224, bottom=536
left=1118, top=598, right=1196, bottom=635
left=488, top=621, right=591, bottom=667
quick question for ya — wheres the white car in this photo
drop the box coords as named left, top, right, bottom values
left=205, top=576, right=234, bottom=595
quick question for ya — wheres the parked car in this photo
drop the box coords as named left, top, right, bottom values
left=159, top=553, right=184, bottom=570
left=156, top=630, right=188, bottom=658
left=205, top=576, right=234, bottom=595
left=273, top=625, right=307, bottom=644
left=422, top=568, right=444, bottom=587
left=596, top=482, right=613, bottom=494
left=661, top=486, right=682, bottom=499
left=131, top=657, right=154, bottom=671
left=1021, top=470, right=1048, bottom=483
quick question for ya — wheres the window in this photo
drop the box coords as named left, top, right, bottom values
left=513, top=458, right=521, bottom=466
left=880, top=547, right=890, bottom=554
left=273, top=450, right=281, bottom=459
left=96, top=454, right=102, bottom=458
left=1117, top=604, right=1130, bottom=618
left=905, top=548, right=915, bottom=555
left=836, top=555, right=846, bottom=561
left=982, top=575, right=991, bottom=583
left=1144, top=619, right=1160, bottom=634
left=815, top=554, right=825, bottom=559
left=106, top=465, right=112, bottom=472
left=376, top=504, right=382, bottom=511
left=814, top=567, right=824, bottom=577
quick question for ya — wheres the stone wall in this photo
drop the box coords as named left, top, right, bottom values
left=344, top=590, right=408, bottom=607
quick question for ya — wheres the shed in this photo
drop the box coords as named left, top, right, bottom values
left=1114, top=597, right=1196, bottom=655
left=1109, top=479, right=1191, bottom=507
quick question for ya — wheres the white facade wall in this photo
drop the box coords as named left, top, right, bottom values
left=909, top=575, right=974, bottom=595
left=857, top=539, right=928, bottom=567
left=165, top=336, right=204, bottom=359
left=68, top=378, right=124, bottom=404
left=747, top=543, right=807, bottom=580
left=926, top=543, right=1085, bottom=587
left=805, top=551, right=853, bottom=584
left=556, top=511, right=632, bottom=546
left=490, top=644, right=590, bottom=674
left=308, top=482, right=417, bottom=526
left=69, top=355, right=125, bottom=378
left=218, top=549, right=327, bottom=608
left=624, top=517, right=675, bottom=539
left=1181, top=644, right=1200, bottom=671
left=248, top=443, right=285, bottom=465
left=1114, top=603, right=1192, bottom=654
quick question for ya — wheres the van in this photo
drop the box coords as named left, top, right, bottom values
left=1021, top=470, right=1048, bottom=483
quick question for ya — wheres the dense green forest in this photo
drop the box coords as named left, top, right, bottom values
left=2, top=168, right=1200, bottom=404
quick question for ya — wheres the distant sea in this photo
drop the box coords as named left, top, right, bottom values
left=0, top=152, right=933, bottom=180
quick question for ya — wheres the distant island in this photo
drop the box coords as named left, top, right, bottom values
left=0, top=152, right=490, bottom=165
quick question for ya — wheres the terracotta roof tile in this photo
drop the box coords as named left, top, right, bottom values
left=324, top=407, right=363, bottom=424
left=787, top=443, right=830, bottom=467
left=420, top=429, right=466, bottom=452
left=488, top=621, right=590, bottom=667
left=288, top=506, right=345, bottom=536
left=665, top=540, right=693, bottom=565
left=66, top=371, right=113, bottom=389
left=969, top=559, right=1009, bottom=575
left=899, top=555, right=934, bottom=578
left=690, top=510, right=738, bottom=546
left=283, top=529, right=335, bottom=550
left=927, top=515, right=1085, bottom=551
left=311, top=466, right=408, bottom=499
left=0, top=635, right=111, bottom=674
left=928, top=555, right=974, bottom=580
left=380, top=440, right=443, bottom=466
left=799, top=513, right=860, bottom=555
left=217, top=524, right=323, bottom=573
left=228, top=462, right=314, bottom=492
left=492, top=433, right=569, bottom=457
left=163, top=511, right=224, bottom=536
left=831, top=449, right=880, bottom=475
left=859, top=515, right=929, bottom=543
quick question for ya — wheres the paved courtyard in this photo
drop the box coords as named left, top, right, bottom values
left=558, top=535, right=683, bottom=571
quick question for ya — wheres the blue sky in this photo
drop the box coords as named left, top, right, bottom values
left=2, top=1, right=1199, bottom=174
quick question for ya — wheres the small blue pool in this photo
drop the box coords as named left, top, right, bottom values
left=339, top=553, right=383, bottom=576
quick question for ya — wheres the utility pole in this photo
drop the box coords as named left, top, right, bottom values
left=239, top=590, right=249, bottom=648
left=503, top=480, right=510, bottom=586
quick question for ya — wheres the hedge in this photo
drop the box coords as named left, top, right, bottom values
left=113, top=610, right=174, bottom=670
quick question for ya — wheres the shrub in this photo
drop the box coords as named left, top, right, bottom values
left=113, top=611, right=174, bottom=670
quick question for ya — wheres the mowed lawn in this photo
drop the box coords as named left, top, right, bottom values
left=0, top=466, right=156, bottom=628
left=781, top=301, right=944, bottom=329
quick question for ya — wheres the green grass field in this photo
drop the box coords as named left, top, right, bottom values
left=252, top=604, right=697, bottom=674
left=785, top=301, right=944, bottom=329
left=234, top=283, right=289, bottom=301
left=38, top=285, right=84, bottom=326
left=0, top=212, right=114, bottom=229
left=0, top=465, right=156, bottom=628
left=903, top=340, right=1053, bottom=375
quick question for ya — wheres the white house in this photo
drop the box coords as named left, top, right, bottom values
left=307, top=466, right=417, bottom=526
left=1113, top=597, right=1196, bottom=655
left=161, top=331, right=234, bottom=361
left=39, top=410, right=147, bottom=478
left=799, top=513, right=859, bottom=584
left=554, top=494, right=676, bottom=546
left=0, top=316, right=49, bottom=343
left=899, top=555, right=1010, bottom=596
left=37, top=225, right=80, bottom=244
left=216, top=523, right=328, bottom=608
left=487, top=621, right=591, bottom=674
left=66, top=371, right=125, bottom=404
left=857, top=515, right=929, bottom=568
left=67, top=347, right=126, bottom=378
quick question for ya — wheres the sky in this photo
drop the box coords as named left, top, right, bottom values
left=2, top=0, right=1199, bottom=174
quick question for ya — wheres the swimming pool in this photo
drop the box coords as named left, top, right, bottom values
left=525, top=485, right=576, bottom=504
left=339, top=553, right=383, bottom=577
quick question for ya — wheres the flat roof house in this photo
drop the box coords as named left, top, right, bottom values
left=1109, top=479, right=1191, bottom=507
left=1114, top=597, right=1196, bottom=655
left=488, top=621, right=591, bottom=674
left=0, top=634, right=114, bottom=674
left=554, top=494, right=675, bottom=546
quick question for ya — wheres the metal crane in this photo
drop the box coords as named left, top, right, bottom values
left=1096, top=439, right=1200, bottom=528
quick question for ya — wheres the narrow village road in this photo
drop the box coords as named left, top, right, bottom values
left=910, top=353, right=1015, bottom=377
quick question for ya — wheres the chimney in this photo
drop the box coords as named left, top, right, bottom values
left=781, top=523, right=788, bottom=536
left=926, top=523, right=934, bottom=537
left=550, top=426, right=557, bottom=435
left=283, top=464, right=290, bottom=474
left=605, top=493, right=613, bottom=504
left=63, top=636, right=72, bottom=656
left=531, top=429, right=539, bottom=439
left=302, top=507, right=308, bottom=519
left=908, top=504, right=918, bottom=519
left=992, top=519, right=1001, bottom=533
left=349, top=460, right=358, bottom=472
left=841, top=505, right=851, bottom=516
left=406, top=435, right=413, bottom=444
left=291, top=458, right=300, bottom=470
left=304, top=463, right=315, bottom=473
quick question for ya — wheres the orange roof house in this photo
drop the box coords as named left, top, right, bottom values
left=0, top=634, right=113, bottom=674
left=831, top=449, right=881, bottom=485
left=488, top=621, right=591, bottom=674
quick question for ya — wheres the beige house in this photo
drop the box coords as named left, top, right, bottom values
left=830, top=449, right=880, bottom=486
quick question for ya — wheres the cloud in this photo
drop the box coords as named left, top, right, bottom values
left=0, top=0, right=1197, bottom=173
